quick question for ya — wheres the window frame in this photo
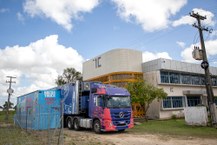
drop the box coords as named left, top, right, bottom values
left=214, top=97, right=217, bottom=105
left=186, top=96, right=201, bottom=107
left=160, top=70, right=217, bottom=86
left=162, top=96, right=185, bottom=110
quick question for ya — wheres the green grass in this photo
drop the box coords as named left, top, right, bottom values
left=129, top=119, right=217, bottom=138
left=0, top=126, right=42, bottom=145
left=0, top=111, right=44, bottom=145
left=0, top=110, right=15, bottom=123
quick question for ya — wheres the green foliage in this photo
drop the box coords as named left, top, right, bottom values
left=2, top=101, right=14, bottom=110
left=126, top=80, right=167, bottom=118
left=55, top=68, right=83, bottom=86
left=171, top=114, right=177, bottom=120
left=0, top=110, right=15, bottom=123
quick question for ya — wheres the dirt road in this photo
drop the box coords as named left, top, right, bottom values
left=64, top=129, right=217, bottom=145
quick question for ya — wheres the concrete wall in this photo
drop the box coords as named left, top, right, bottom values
left=143, top=58, right=217, bottom=75
left=83, top=48, right=143, bottom=80
left=146, top=99, right=160, bottom=119
left=160, top=109, right=184, bottom=119
left=184, top=107, right=208, bottom=126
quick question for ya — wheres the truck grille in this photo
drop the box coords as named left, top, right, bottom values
left=111, top=111, right=131, bottom=127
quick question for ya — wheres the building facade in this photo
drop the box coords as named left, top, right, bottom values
left=143, top=58, right=217, bottom=119
left=83, top=48, right=143, bottom=87
left=83, top=49, right=217, bottom=119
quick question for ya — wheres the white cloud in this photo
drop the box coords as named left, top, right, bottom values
left=210, top=30, right=217, bottom=39
left=23, top=0, right=100, bottom=31
left=181, top=39, right=217, bottom=63
left=173, top=8, right=215, bottom=27
left=112, top=0, right=187, bottom=32
left=143, top=51, right=172, bottom=62
left=17, top=12, right=25, bottom=23
left=0, top=35, right=84, bottom=106
left=0, top=8, right=9, bottom=13
left=176, top=41, right=186, bottom=48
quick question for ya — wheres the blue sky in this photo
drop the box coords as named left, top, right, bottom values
left=0, top=0, right=217, bottom=106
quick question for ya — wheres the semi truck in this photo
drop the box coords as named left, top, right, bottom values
left=15, top=81, right=134, bottom=133
left=62, top=81, right=134, bottom=133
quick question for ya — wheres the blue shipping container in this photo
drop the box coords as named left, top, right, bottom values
left=15, top=89, right=61, bottom=130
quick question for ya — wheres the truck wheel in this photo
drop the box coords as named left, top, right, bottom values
left=93, top=120, right=101, bottom=134
left=73, top=118, right=80, bottom=131
left=67, top=117, right=73, bottom=130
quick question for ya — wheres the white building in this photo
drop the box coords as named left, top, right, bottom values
left=83, top=48, right=217, bottom=119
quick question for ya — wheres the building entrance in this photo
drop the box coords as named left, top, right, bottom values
left=187, top=96, right=201, bottom=107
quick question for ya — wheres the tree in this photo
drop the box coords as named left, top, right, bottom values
left=55, top=68, right=83, bottom=86
left=13, top=105, right=17, bottom=111
left=3, top=101, right=14, bottom=111
left=126, top=80, right=167, bottom=120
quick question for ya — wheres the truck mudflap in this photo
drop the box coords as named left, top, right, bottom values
left=102, top=108, right=134, bottom=132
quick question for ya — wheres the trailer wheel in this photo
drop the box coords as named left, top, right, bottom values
left=67, top=117, right=73, bottom=130
left=93, top=119, right=101, bottom=134
left=73, top=118, right=80, bottom=131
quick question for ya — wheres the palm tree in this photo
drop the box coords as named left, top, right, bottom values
left=55, top=68, right=83, bottom=86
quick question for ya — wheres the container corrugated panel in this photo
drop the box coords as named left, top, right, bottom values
left=15, top=89, right=61, bottom=130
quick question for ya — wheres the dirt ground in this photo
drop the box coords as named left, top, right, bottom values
left=64, top=129, right=217, bottom=145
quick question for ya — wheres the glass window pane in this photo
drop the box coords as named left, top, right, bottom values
left=163, top=97, right=172, bottom=108
left=192, top=75, right=200, bottom=85
left=187, top=96, right=201, bottom=106
left=215, top=97, right=217, bottom=105
left=200, top=76, right=205, bottom=85
left=163, top=96, right=185, bottom=108
left=181, top=74, right=191, bottom=84
left=170, top=72, right=180, bottom=84
left=212, top=77, right=217, bottom=86
left=160, top=71, right=169, bottom=83
left=172, top=97, right=183, bottom=108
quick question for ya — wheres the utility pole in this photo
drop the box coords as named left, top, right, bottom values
left=5, top=76, right=16, bottom=121
left=190, top=11, right=217, bottom=126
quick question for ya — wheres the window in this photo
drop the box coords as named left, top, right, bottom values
left=95, top=95, right=104, bottom=107
left=160, top=70, right=217, bottom=86
left=215, top=97, right=217, bottom=105
left=162, top=96, right=185, bottom=109
left=106, top=96, right=131, bottom=108
left=212, top=77, right=217, bottom=86
left=163, top=97, right=172, bottom=108
left=200, top=76, right=205, bottom=85
left=160, top=71, right=169, bottom=83
left=181, top=74, right=191, bottom=84
left=169, top=72, right=180, bottom=84
left=191, top=75, right=200, bottom=85
left=187, top=96, right=201, bottom=107
left=172, top=97, right=184, bottom=108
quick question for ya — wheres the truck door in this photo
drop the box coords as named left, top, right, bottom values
left=94, top=95, right=104, bottom=118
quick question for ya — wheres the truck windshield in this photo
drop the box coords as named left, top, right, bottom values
left=106, top=96, right=131, bottom=108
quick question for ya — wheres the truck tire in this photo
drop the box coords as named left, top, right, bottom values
left=93, top=119, right=101, bottom=134
left=67, top=117, right=73, bottom=130
left=73, top=118, right=80, bottom=131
